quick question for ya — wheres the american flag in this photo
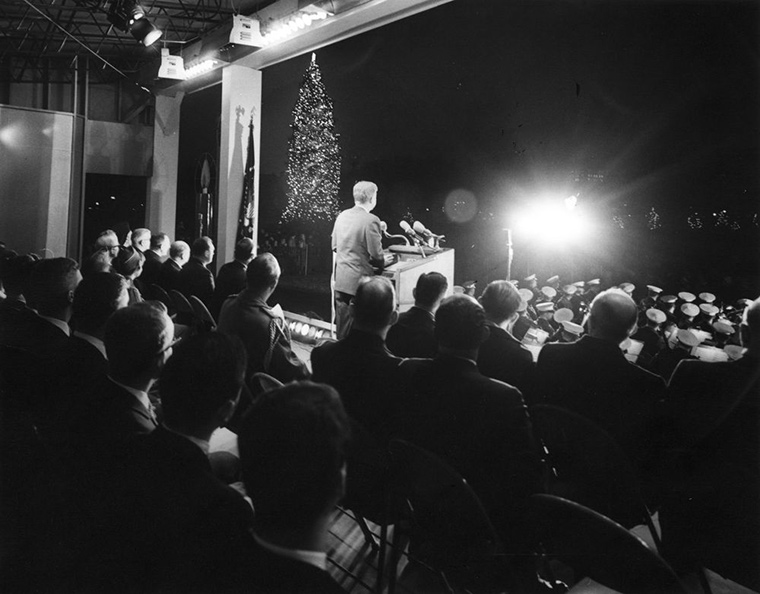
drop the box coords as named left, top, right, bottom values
left=237, top=117, right=255, bottom=240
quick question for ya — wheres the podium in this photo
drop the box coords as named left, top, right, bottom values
left=382, top=246, right=455, bottom=312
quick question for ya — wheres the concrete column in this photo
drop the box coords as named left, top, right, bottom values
left=218, top=64, right=262, bottom=266
left=148, top=93, right=183, bottom=238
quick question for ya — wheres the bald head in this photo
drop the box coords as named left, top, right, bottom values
left=741, top=296, right=760, bottom=351
left=588, top=288, right=638, bottom=344
left=350, top=276, right=397, bottom=332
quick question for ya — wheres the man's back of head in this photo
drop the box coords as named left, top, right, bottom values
left=234, top=238, right=255, bottom=264
left=414, top=272, right=448, bottom=312
left=587, top=288, right=638, bottom=344
left=72, top=272, right=129, bottom=336
left=238, top=381, right=350, bottom=537
left=150, top=233, right=170, bottom=255
left=169, top=241, right=190, bottom=265
left=246, top=252, right=280, bottom=294
left=105, top=301, right=174, bottom=385
left=28, top=257, right=82, bottom=320
left=435, top=294, right=489, bottom=354
left=351, top=276, right=397, bottom=333
left=131, top=228, right=151, bottom=253
left=160, top=333, right=247, bottom=438
left=191, top=236, right=215, bottom=264
left=0, top=254, right=37, bottom=298
left=479, top=280, right=521, bottom=325
left=353, top=181, right=378, bottom=206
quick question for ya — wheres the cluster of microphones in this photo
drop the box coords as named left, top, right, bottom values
left=381, top=220, right=445, bottom=248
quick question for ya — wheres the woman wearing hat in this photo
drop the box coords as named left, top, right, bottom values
left=113, top=246, right=146, bottom=305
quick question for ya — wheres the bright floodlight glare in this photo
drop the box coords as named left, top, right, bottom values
left=513, top=198, right=590, bottom=246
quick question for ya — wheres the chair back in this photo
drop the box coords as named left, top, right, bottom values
left=529, top=494, right=686, bottom=594
left=169, top=290, right=195, bottom=326
left=387, top=439, right=499, bottom=578
left=531, top=404, right=649, bottom=528
left=188, top=295, right=217, bottom=331
left=150, top=284, right=174, bottom=314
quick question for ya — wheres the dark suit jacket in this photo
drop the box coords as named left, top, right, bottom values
left=83, top=377, right=158, bottom=441
left=631, top=325, right=664, bottom=369
left=477, top=321, right=536, bottom=403
left=311, top=329, right=405, bottom=444
left=228, top=536, right=344, bottom=594
left=659, top=354, right=760, bottom=588
left=158, top=258, right=183, bottom=293
left=0, top=306, right=69, bottom=358
left=218, top=291, right=309, bottom=384
left=212, top=260, right=247, bottom=319
left=331, top=205, right=384, bottom=296
left=386, top=306, right=437, bottom=359
left=178, top=257, right=215, bottom=307
left=139, top=249, right=164, bottom=290
left=38, top=334, right=109, bottom=442
left=536, top=335, right=666, bottom=466
left=398, top=355, right=543, bottom=547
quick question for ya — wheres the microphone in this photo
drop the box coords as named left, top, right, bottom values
left=399, top=220, right=425, bottom=244
left=380, top=221, right=389, bottom=235
left=413, top=220, right=434, bottom=239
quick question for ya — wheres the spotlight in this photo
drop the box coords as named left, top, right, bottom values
left=131, top=18, right=162, bottom=46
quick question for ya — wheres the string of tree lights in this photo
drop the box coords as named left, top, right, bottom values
left=281, top=53, right=342, bottom=229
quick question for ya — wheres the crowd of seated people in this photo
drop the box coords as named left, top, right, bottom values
left=1, top=237, right=759, bottom=593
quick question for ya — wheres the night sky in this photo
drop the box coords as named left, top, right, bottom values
left=256, top=0, right=759, bottom=292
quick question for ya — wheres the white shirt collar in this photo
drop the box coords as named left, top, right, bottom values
left=253, top=533, right=327, bottom=571
left=39, top=315, right=70, bottom=336
left=162, top=424, right=210, bottom=455
left=108, top=376, right=151, bottom=412
left=73, top=331, right=107, bottom=359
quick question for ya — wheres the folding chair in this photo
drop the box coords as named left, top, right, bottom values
left=188, top=295, right=217, bottom=331
left=528, top=494, right=687, bottom=594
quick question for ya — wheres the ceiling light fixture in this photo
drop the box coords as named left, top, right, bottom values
left=157, top=48, right=186, bottom=80
left=106, top=0, right=162, bottom=46
left=261, top=4, right=332, bottom=46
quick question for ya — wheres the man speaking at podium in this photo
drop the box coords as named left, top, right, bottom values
left=332, top=181, right=390, bottom=339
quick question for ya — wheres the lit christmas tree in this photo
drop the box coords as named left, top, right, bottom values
left=281, top=53, right=341, bottom=228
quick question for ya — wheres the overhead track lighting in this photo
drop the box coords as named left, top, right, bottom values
left=157, top=48, right=186, bottom=80
left=229, top=15, right=265, bottom=48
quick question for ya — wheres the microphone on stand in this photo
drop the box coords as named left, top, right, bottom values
left=381, top=221, right=410, bottom=245
left=399, top=220, right=425, bottom=244
left=413, top=221, right=445, bottom=247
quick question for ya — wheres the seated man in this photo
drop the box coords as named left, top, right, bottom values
left=177, top=236, right=215, bottom=306
left=312, top=276, right=404, bottom=444
left=212, top=237, right=254, bottom=320
left=398, top=294, right=543, bottom=550
left=536, top=288, right=666, bottom=468
left=233, top=381, right=349, bottom=594
left=386, top=271, right=447, bottom=358
left=477, top=280, right=536, bottom=401
left=40, top=272, right=130, bottom=441
left=139, top=232, right=170, bottom=290
left=158, top=240, right=189, bottom=293
left=102, top=333, right=254, bottom=593
left=659, top=296, right=760, bottom=590
left=86, top=301, right=175, bottom=441
left=218, top=253, right=309, bottom=386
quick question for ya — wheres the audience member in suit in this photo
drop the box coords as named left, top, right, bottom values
left=536, top=288, right=666, bottom=469
left=0, top=254, right=37, bottom=339
left=398, top=294, right=543, bottom=556
left=94, top=229, right=120, bottom=264
left=129, top=228, right=151, bottom=253
left=231, top=381, right=349, bottom=594
left=178, top=236, right=216, bottom=308
left=218, top=252, right=309, bottom=387
left=139, top=232, right=170, bottom=293
left=658, top=296, right=760, bottom=590
left=386, top=271, right=447, bottom=358
left=112, top=246, right=145, bottom=305
left=312, top=276, right=404, bottom=445
left=2, top=258, right=81, bottom=358
left=80, top=332, right=255, bottom=593
left=29, top=301, right=174, bottom=592
left=212, top=237, right=254, bottom=320
left=630, top=307, right=666, bottom=369
left=477, top=279, right=536, bottom=402
left=158, top=240, right=189, bottom=293
left=39, top=272, right=129, bottom=443
left=83, top=301, right=174, bottom=441
left=331, top=180, right=389, bottom=339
